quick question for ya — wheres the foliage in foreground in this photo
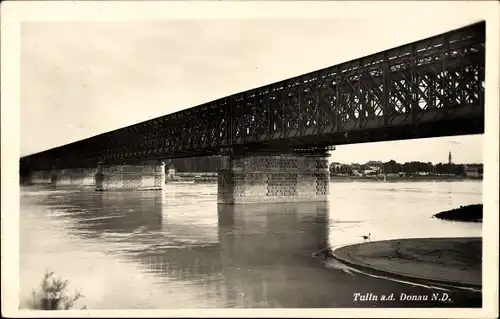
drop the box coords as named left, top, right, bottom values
left=29, top=270, right=87, bottom=310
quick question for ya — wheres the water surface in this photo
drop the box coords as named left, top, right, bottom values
left=20, top=181, right=482, bottom=309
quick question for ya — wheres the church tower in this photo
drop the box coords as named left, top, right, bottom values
left=448, top=151, right=452, bottom=164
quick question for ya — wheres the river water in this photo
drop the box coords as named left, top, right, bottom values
left=19, top=181, right=482, bottom=309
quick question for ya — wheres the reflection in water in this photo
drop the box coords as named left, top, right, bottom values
left=20, top=181, right=482, bottom=309
left=217, top=202, right=329, bottom=307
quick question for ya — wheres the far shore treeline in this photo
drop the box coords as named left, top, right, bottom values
left=328, top=160, right=483, bottom=177
left=166, top=156, right=483, bottom=178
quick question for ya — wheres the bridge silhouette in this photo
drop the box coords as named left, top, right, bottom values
left=20, top=21, right=485, bottom=204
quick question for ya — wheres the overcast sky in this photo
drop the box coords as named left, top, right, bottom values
left=21, top=14, right=485, bottom=164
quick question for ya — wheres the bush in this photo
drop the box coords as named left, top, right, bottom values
left=29, top=270, right=86, bottom=310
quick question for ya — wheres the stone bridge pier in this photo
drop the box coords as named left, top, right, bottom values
left=28, top=169, right=53, bottom=185
left=26, top=160, right=166, bottom=191
left=217, top=149, right=330, bottom=204
left=25, top=167, right=96, bottom=186
left=50, top=167, right=97, bottom=186
left=94, top=160, right=166, bottom=191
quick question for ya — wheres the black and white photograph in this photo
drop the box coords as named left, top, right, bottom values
left=1, top=1, right=499, bottom=317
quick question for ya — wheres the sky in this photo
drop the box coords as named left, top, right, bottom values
left=20, top=14, right=485, bottom=165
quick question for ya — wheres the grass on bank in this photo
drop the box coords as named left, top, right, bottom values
left=29, top=270, right=87, bottom=310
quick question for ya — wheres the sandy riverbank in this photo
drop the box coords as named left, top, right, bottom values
left=330, top=237, right=481, bottom=289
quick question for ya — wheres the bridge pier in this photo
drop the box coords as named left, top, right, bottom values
left=27, top=170, right=53, bottom=185
left=23, top=168, right=96, bottom=186
left=217, top=151, right=330, bottom=204
left=50, top=168, right=97, bottom=187
left=95, top=160, right=165, bottom=191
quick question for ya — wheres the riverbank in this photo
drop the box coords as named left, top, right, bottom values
left=330, top=237, right=482, bottom=289
left=433, top=204, right=483, bottom=223
left=165, top=173, right=480, bottom=184
left=330, top=174, right=481, bottom=182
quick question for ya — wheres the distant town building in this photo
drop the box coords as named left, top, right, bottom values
left=365, top=161, right=384, bottom=174
left=329, top=162, right=344, bottom=175
left=463, top=164, right=483, bottom=178
left=352, top=170, right=362, bottom=176
left=350, top=163, right=362, bottom=176
left=330, top=162, right=342, bottom=169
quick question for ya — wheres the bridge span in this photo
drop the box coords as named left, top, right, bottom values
left=20, top=21, right=485, bottom=204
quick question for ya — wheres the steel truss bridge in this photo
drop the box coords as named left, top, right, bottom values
left=21, top=21, right=485, bottom=171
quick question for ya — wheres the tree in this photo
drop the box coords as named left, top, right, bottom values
left=427, top=162, right=434, bottom=174
left=435, top=163, right=444, bottom=175
left=383, top=161, right=392, bottom=174
left=402, top=162, right=414, bottom=174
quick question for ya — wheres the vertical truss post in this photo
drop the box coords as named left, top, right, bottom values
left=214, top=102, right=220, bottom=147
left=411, top=43, right=418, bottom=124
left=281, top=83, right=285, bottom=136
left=363, top=67, right=369, bottom=124
left=223, top=97, right=229, bottom=145
left=366, top=68, right=372, bottom=119
left=228, top=97, right=233, bottom=145
left=383, top=51, right=389, bottom=126
left=298, top=80, right=303, bottom=136
left=243, top=95, right=248, bottom=144
left=442, top=33, right=449, bottom=109
left=429, top=75, right=435, bottom=109
left=479, top=66, right=484, bottom=109
left=316, top=78, right=320, bottom=135
left=249, top=91, right=255, bottom=142
left=358, top=64, right=363, bottom=129
left=450, top=69, right=457, bottom=109
left=335, top=67, right=341, bottom=132
left=267, top=87, right=272, bottom=141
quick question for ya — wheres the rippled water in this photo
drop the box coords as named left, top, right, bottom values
left=19, top=181, right=482, bottom=309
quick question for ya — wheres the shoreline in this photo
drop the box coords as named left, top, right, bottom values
left=329, top=174, right=482, bottom=182
left=165, top=174, right=480, bottom=184
left=327, top=237, right=482, bottom=290
left=433, top=204, right=483, bottom=223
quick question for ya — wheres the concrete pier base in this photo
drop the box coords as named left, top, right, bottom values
left=50, top=168, right=97, bottom=187
left=95, top=161, right=165, bottom=191
left=217, top=152, right=329, bottom=204
left=29, top=170, right=53, bottom=185
left=26, top=168, right=96, bottom=186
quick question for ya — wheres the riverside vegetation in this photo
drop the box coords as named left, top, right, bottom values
left=28, top=270, right=86, bottom=310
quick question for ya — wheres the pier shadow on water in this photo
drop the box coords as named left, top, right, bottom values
left=214, top=202, right=330, bottom=307
left=129, top=200, right=332, bottom=308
